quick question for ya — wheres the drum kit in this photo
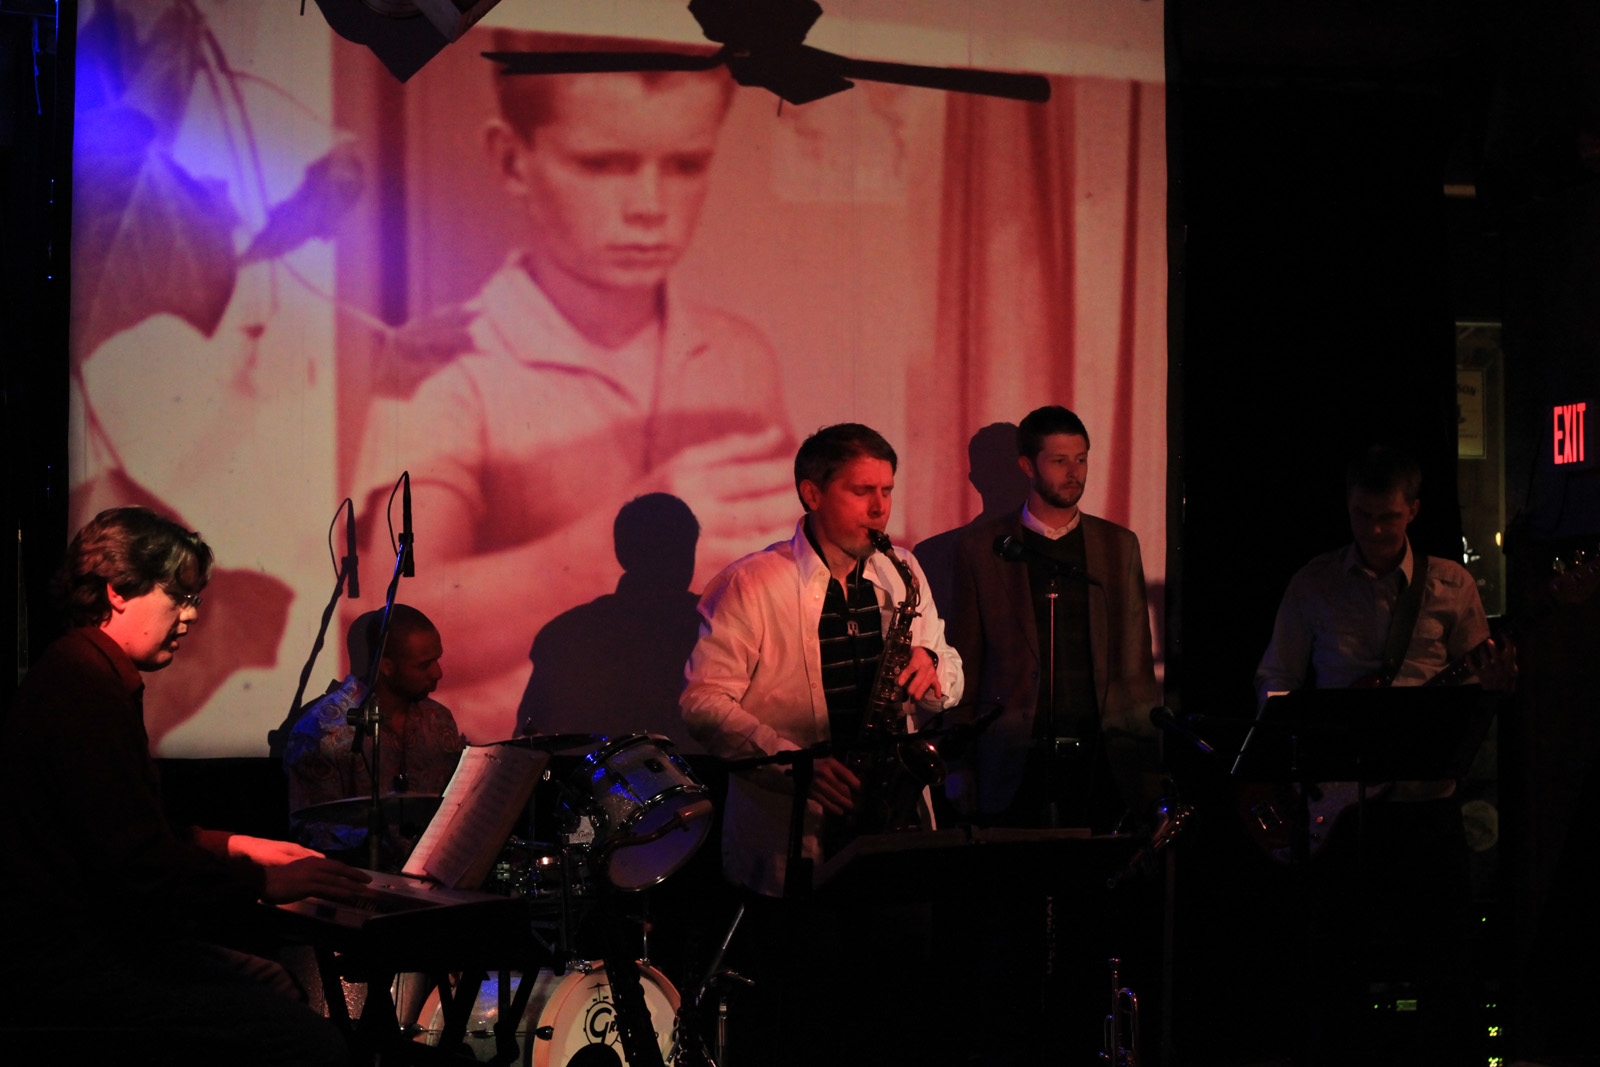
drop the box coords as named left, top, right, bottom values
left=292, top=726, right=1184, bottom=1065
left=296, top=731, right=721, bottom=1066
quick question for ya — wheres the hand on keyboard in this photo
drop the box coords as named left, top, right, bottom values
left=261, top=857, right=373, bottom=904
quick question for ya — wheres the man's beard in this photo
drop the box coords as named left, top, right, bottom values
left=1037, top=481, right=1084, bottom=511
left=392, top=679, right=434, bottom=704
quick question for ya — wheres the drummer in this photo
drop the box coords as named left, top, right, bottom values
left=283, top=605, right=464, bottom=868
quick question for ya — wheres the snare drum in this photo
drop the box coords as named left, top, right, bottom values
left=415, top=961, right=681, bottom=1066
left=565, top=734, right=713, bottom=890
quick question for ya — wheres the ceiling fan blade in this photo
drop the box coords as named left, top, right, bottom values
left=724, top=50, right=854, bottom=106
left=821, top=49, right=1051, bottom=103
left=483, top=51, right=725, bottom=76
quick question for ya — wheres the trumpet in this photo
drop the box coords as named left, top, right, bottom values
left=1102, top=957, right=1140, bottom=1067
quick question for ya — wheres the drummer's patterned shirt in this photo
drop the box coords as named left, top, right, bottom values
left=283, top=675, right=464, bottom=862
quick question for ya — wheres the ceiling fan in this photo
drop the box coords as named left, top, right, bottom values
left=483, top=0, right=1051, bottom=106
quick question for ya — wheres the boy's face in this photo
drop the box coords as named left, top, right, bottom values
left=506, top=74, right=729, bottom=294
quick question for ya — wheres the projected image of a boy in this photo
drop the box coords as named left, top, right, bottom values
left=356, top=57, right=794, bottom=739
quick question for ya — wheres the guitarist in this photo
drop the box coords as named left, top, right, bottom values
left=1254, top=445, right=1515, bottom=1067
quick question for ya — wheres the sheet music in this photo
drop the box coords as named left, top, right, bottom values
left=402, top=743, right=549, bottom=889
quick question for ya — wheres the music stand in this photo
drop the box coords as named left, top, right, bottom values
left=813, top=826, right=1132, bottom=902
left=1233, top=686, right=1497, bottom=864
left=1235, top=687, right=1496, bottom=782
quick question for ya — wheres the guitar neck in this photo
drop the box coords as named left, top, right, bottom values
left=1426, top=545, right=1600, bottom=687
left=1422, top=637, right=1492, bottom=688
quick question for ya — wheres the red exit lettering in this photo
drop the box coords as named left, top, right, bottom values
left=1554, top=402, right=1587, bottom=465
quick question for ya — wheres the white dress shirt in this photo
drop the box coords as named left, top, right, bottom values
left=681, top=519, right=963, bottom=896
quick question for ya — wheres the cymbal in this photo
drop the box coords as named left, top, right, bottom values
left=291, top=792, right=443, bottom=826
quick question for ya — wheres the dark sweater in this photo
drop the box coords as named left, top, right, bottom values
left=1, top=627, right=265, bottom=975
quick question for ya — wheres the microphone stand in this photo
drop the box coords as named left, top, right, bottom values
left=270, top=501, right=361, bottom=758
left=994, top=532, right=1099, bottom=998
left=350, top=537, right=412, bottom=871
left=993, top=532, right=1101, bottom=828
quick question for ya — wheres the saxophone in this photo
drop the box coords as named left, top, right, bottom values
left=845, top=529, right=948, bottom=835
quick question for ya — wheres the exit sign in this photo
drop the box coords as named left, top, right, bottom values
left=1553, top=400, right=1592, bottom=468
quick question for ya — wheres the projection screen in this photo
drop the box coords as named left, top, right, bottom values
left=68, top=0, right=1166, bottom=755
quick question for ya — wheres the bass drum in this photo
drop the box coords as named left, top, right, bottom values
left=415, top=961, right=681, bottom=1066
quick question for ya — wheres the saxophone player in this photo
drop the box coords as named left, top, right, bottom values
left=681, top=422, right=962, bottom=1065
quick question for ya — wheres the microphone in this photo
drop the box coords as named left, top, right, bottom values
left=993, top=534, right=1027, bottom=562
left=343, top=498, right=360, bottom=599
left=992, top=534, right=1101, bottom=586
left=1149, top=706, right=1216, bottom=756
left=400, top=471, right=415, bottom=578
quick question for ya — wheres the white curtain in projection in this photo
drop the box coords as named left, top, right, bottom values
left=68, top=1, right=1166, bottom=755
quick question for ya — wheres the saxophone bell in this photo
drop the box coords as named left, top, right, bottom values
left=900, top=736, right=948, bottom=789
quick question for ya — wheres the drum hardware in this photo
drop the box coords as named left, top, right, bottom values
left=1102, top=957, right=1140, bottom=1067
left=491, top=839, right=595, bottom=965
left=679, top=903, right=752, bottom=1067
left=703, top=971, right=753, bottom=1067
left=481, top=835, right=584, bottom=964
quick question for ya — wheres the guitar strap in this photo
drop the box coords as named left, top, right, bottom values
left=1377, top=549, right=1428, bottom=686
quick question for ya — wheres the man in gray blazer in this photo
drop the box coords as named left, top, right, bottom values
left=947, top=405, right=1160, bottom=829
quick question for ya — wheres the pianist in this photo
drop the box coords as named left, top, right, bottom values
left=283, top=604, right=464, bottom=868
left=1, top=507, right=370, bottom=1065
